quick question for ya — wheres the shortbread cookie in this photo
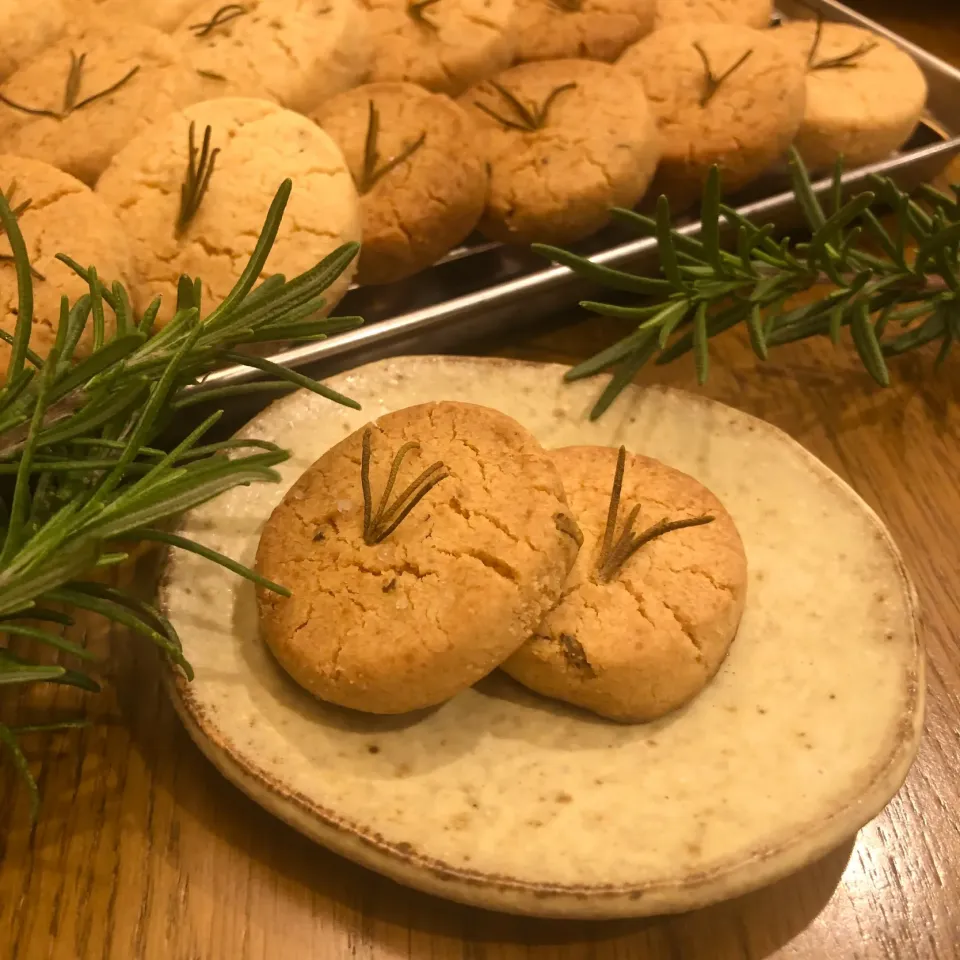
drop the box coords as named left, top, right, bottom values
left=618, top=22, right=805, bottom=201
left=504, top=446, right=747, bottom=722
left=314, top=82, right=487, bottom=284
left=776, top=21, right=927, bottom=170
left=460, top=59, right=659, bottom=244
left=256, top=401, right=581, bottom=714
left=0, top=21, right=200, bottom=185
left=0, top=155, right=138, bottom=380
left=363, top=0, right=516, bottom=95
left=176, top=0, right=370, bottom=113
left=654, top=0, right=771, bottom=29
left=513, top=0, right=657, bottom=64
left=0, top=0, right=66, bottom=82
left=96, top=97, right=361, bottom=325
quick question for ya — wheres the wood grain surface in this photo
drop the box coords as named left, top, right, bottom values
left=3, top=3, right=960, bottom=957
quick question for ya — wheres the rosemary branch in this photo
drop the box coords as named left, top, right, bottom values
left=536, top=149, right=960, bottom=419
left=360, top=428, right=448, bottom=544
left=806, top=11, right=879, bottom=70
left=595, top=446, right=714, bottom=583
left=359, top=101, right=426, bottom=194
left=0, top=51, right=140, bottom=120
left=189, top=3, right=248, bottom=37
left=474, top=81, right=577, bottom=132
left=693, top=43, right=753, bottom=107
left=176, top=122, right=219, bottom=235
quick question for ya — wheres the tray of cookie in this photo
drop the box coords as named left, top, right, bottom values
left=0, top=0, right=958, bottom=387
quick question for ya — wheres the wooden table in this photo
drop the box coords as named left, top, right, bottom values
left=4, top=3, right=960, bottom=957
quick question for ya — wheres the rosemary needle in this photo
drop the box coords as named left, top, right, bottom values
left=359, top=101, right=426, bottom=194
left=693, top=42, right=753, bottom=107
left=189, top=3, right=248, bottom=37
left=176, top=122, right=220, bottom=235
left=806, top=11, right=878, bottom=71
left=474, top=81, right=577, bottom=132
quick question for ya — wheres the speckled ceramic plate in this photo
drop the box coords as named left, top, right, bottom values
left=160, top=356, right=923, bottom=919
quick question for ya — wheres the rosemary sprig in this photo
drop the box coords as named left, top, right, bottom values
left=408, top=0, right=441, bottom=29
left=806, top=12, right=878, bottom=70
left=693, top=43, right=753, bottom=107
left=359, top=101, right=426, bottom=194
left=474, top=81, right=577, bottom=132
left=189, top=4, right=248, bottom=37
left=595, top=446, right=714, bottom=583
left=0, top=182, right=44, bottom=281
left=536, top=150, right=960, bottom=419
left=176, top=122, right=219, bottom=235
left=0, top=51, right=140, bottom=120
left=360, top=428, right=448, bottom=545
left=0, top=178, right=364, bottom=818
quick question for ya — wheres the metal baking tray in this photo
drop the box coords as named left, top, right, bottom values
left=200, top=0, right=960, bottom=392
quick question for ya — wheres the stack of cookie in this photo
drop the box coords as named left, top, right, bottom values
left=0, top=0, right=931, bottom=373
left=255, top=401, right=748, bottom=722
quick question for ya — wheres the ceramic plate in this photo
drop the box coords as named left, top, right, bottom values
left=160, top=356, right=922, bottom=918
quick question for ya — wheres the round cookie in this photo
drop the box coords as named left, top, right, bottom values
left=255, top=401, right=582, bottom=714
left=363, top=0, right=516, bottom=95
left=0, top=20, right=201, bottom=186
left=459, top=59, right=660, bottom=245
left=618, top=22, right=805, bottom=203
left=503, top=446, right=747, bottom=722
left=95, top=97, right=361, bottom=326
left=0, top=155, right=138, bottom=381
left=175, top=0, right=370, bottom=114
left=0, top=0, right=66, bottom=82
left=513, top=0, right=657, bottom=64
left=654, top=0, right=771, bottom=29
left=776, top=21, right=927, bottom=170
left=313, top=82, right=488, bottom=285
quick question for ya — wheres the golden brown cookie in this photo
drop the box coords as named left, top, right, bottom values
left=0, top=0, right=67, bottom=82
left=459, top=59, right=660, bottom=245
left=363, top=0, right=516, bottom=95
left=513, top=0, right=657, bottom=64
left=618, top=22, right=805, bottom=203
left=255, top=401, right=581, bottom=714
left=654, top=0, right=771, bottom=29
left=96, top=97, right=361, bottom=325
left=176, top=0, right=370, bottom=113
left=0, top=155, right=138, bottom=381
left=775, top=21, right=927, bottom=170
left=314, top=82, right=488, bottom=285
left=0, top=20, right=201, bottom=186
left=503, top=446, right=747, bottom=722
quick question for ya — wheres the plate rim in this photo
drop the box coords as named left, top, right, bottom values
left=160, top=354, right=924, bottom=918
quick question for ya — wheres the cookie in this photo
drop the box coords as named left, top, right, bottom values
left=0, top=155, right=138, bottom=381
left=513, top=0, right=657, bottom=64
left=314, top=82, right=488, bottom=285
left=503, top=446, right=747, bottom=722
left=776, top=21, right=927, bottom=170
left=459, top=59, right=659, bottom=245
left=0, top=0, right=66, bottom=82
left=256, top=401, right=581, bottom=714
left=0, top=21, right=200, bottom=186
left=618, top=22, right=805, bottom=203
left=654, top=0, right=771, bottom=29
left=363, top=0, right=516, bottom=95
left=176, top=0, right=370, bottom=113
left=96, top=97, right=361, bottom=326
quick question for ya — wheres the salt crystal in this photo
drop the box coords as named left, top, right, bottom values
left=395, top=596, right=409, bottom=610
left=336, top=499, right=353, bottom=513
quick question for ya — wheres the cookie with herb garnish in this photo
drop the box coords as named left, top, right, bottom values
left=513, top=0, right=657, bottom=65
left=174, top=0, right=370, bottom=113
left=0, top=20, right=201, bottom=186
left=503, top=445, right=747, bottom=722
left=363, top=0, right=516, bottom=95
left=775, top=21, right=927, bottom=171
left=0, top=155, right=138, bottom=380
left=618, top=22, right=805, bottom=204
left=313, top=82, right=488, bottom=285
left=0, top=0, right=67, bottom=82
left=654, top=0, right=772, bottom=29
left=459, top=59, right=659, bottom=245
left=255, top=401, right=581, bottom=715
left=95, top=97, right=361, bottom=326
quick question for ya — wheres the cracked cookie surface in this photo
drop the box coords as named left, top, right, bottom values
left=654, top=0, right=772, bottom=29
left=95, top=97, right=360, bottom=326
left=618, top=22, right=805, bottom=204
left=503, top=445, right=747, bottom=722
left=459, top=59, right=659, bottom=245
left=0, top=0, right=66, bottom=82
left=255, top=401, right=580, bottom=714
left=314, top=82, right=488, bottom=285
